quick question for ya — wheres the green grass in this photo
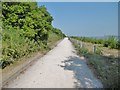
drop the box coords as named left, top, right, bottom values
left=47, top=31, right=63, bottom=49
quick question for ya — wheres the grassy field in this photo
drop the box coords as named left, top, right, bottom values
left=70, top=38, right=119, bottom=88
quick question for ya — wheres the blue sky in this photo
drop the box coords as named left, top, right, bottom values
left=37, top=2, right=118, bottom=37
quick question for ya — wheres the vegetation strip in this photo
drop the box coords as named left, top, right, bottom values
left=70, top=37, right=119, bottom=88
left=71, top=36, right=120, bottom=49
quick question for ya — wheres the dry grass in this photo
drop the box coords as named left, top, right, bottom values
left=81, top=42, right=118, bottom=57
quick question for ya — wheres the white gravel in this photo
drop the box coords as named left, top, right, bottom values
left=3, top=37, right=103, bottom=88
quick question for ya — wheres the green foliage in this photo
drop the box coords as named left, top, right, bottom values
left=78, top=48, right=88, bottom=56
left=1, top=2, right=65, bottom=69
left=2, top=2, right=54, bottom=43
left=96, top=47, right=102, bottom=55
left=71, top=36, right=119, bottom=49
left=103, top=36, right=118, bottom=49
left=52, top=28, right=66, bottom=38
left=116, top=40, right=120, bottom=49
left=2, top=28, right=41, bottom=69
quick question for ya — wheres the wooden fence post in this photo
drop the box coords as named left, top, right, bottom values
left=80, top=42, right=83, bottom=48
left=93, top=45, right=96, bottom=53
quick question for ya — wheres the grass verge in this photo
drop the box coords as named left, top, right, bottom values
left=70, top=38, right=119, bottom=88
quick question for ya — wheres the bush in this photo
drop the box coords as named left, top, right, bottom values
left=1, top=28, right=41, bottom=69
left=1, top=2, right=65, bottom=69
left=79, top=48, right=88, bottom=55
left=96, top=47, right=102, bottom=55
left=116, top=41, right=120, bottom=49
left=71, top=36, right=119, bottom=49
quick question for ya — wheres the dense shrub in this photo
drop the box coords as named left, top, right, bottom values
left=1, top=2, right=65, bottom=69
left=2, top=28, right=40, bottom=68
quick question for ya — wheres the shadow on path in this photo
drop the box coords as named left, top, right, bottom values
left=60, top=56, right=103, bottom=88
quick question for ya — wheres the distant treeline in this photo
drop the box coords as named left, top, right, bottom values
left=71, top=36, right=120, bottom=49
left=1, top=2, right=65, bottom=69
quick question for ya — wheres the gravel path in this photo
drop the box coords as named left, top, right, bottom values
left=3, top=38, right=103, bottom=88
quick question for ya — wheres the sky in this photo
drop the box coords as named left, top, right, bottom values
left=37, top=2, right=118, bottom=37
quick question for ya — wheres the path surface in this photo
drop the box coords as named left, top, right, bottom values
left=3, top=38, right=103, bottom=88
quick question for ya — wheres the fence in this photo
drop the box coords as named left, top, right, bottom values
left=69, top=38, right=97, bottom=54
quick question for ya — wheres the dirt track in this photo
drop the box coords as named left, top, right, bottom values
left=3, top=38, right=103, bottom=88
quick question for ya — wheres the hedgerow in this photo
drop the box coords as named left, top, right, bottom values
left=1, top=2, right=65, bottom=69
